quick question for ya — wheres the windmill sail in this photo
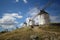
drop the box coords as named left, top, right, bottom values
left=33, top=0, right=53, bottom=19
left=42, top=0, right=54, bottom=10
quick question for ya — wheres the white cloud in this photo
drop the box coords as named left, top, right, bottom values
left=50, top=16, right=60, bottom=23
left=28, top=7, right=39, bottom=16
left=19, top=23, right=24, bottom=27
left=16, top=0, right=19, bottom=2
left=23, top=0, right=27, bottom=3
left=0, top=13, right=23, bottom=29
left=4, top=13, right=23, bottom=18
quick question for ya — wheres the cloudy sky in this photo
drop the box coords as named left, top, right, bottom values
left=0, top=0, right=60, bottom=31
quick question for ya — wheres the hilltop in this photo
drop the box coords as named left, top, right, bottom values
left=0, top=24, right=60, bottom=40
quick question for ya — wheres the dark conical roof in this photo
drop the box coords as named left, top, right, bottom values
left=38, top=9, right=48, bottom=15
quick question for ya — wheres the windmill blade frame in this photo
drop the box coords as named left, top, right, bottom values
left=42, top=0, right=54, bottom=10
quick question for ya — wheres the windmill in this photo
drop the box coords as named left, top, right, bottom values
left=25, top=1, right=54, bottom=27
left=32, top=1, right=53, bottom=26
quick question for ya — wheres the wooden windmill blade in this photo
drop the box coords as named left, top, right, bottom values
left=32, top=3, right=40, bottom=19
left=32, top=0, right=53, bottom=19
left=32, top=14, right=38, bottom=19
left=42, top=0, right=54, bottom=10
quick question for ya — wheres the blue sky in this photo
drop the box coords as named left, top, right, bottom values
left=0, top=0, right=60, bottom=31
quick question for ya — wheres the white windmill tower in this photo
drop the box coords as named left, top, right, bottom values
left=33, top=1, right=53, bottom=26
left=38, top=9, right=50, bottom=26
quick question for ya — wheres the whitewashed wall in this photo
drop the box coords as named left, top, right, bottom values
left=34, top=13, right=50, bottom=25
left=26, top=17, right=30, bottom=26
left=26, top=17, right=34, bottom=26
left=34, top=15, right=41, bottom=25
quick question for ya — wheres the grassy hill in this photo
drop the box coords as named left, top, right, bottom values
left=0, top=24, right=60, bottom=40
